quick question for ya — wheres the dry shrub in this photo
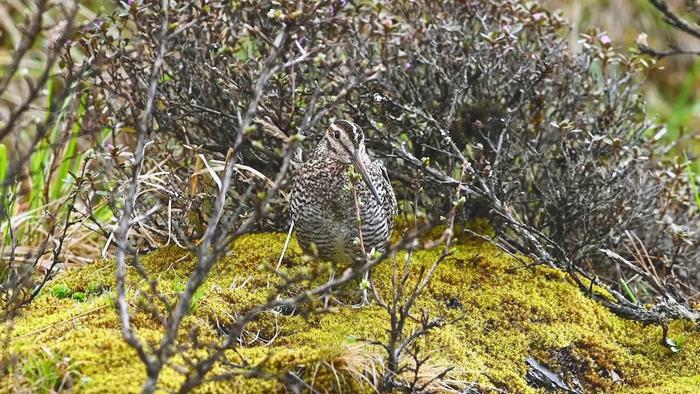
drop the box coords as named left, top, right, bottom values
left=3, top=0, right=693, bottom=390
left=77, top=1, right=697, bottom=301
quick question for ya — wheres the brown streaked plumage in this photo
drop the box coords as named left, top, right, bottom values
left=290, top=120, right=397, bottom=268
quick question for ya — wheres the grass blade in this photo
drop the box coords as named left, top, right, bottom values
left=685, top=155, right=700, bottom=210
left=0, top=143, right=7, bottom=183
left=50, top=94, right=86, bottom=201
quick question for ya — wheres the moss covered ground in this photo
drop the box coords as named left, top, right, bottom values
left=3, top=225, right=700, bottom=393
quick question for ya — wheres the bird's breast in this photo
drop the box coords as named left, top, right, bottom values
left=291, top=157, right=394, bottom=263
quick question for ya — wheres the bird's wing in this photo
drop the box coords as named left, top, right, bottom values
left=374, top=160, right=398, bottom=222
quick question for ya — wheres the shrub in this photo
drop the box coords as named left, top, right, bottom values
left=78, top=0, right=698, bottom=301
left=37, top=0, right=699, bottom=390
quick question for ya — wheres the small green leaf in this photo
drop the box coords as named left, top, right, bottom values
left=359, top=279, right=370, bottom=290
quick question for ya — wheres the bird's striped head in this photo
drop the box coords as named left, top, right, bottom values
left=320, top=120, right=382, bottom=204
left=323, top=120, right=366, bottom=163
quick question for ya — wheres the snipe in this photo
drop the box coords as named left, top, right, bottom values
left=290, top=120, right=397, bottom=304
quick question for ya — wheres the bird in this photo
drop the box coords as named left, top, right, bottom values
left=290, top=120, right=397, bottom=305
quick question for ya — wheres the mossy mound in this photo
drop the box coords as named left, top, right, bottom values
left=4, top=228, right=700, bottom=393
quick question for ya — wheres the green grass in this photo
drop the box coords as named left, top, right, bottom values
left=50, top=124, right=81, bottom=203
left=665, top=59, right=700, bottom=142
left=3, top=74, right=109, bottom=254
left=686, top=153, right=700, bottom=211
left=0, top=142, right=16, bottom=276
left=14, top=348, right=85, bottom=393
left=653, top=59, right=700, bottom=208
left=28, top=77, right=86, bottom=212
left=620, top=278, right=639, bottom=305
left=0, top=143, right=7, bottom=182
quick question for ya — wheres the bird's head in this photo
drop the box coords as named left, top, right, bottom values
left=322, top=120, right=382, bottom=204
left=323, top=120, right=366, bottom=163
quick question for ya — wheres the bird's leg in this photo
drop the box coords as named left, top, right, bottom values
left=323, top=268, right=336, bottom=309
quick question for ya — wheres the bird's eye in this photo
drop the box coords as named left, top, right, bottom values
left=333, top=130, right=340, bottom=140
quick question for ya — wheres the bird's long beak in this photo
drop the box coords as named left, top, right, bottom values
left=352, top=148, right=383, bottom=205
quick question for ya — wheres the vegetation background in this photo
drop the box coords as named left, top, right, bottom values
left=1, top=0, right=699, bottom=392
left=546, top=0, right=700, bottom=153
left=1, top=0, right=699, bottom=281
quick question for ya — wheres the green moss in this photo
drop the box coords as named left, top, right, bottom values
left=5, top=228, right=700, bottom=393
left=85, top=281, right=107, bottom=295
left=71, top=292, right=86, bottom=302
left=50, top=283, right=72, bottom=299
